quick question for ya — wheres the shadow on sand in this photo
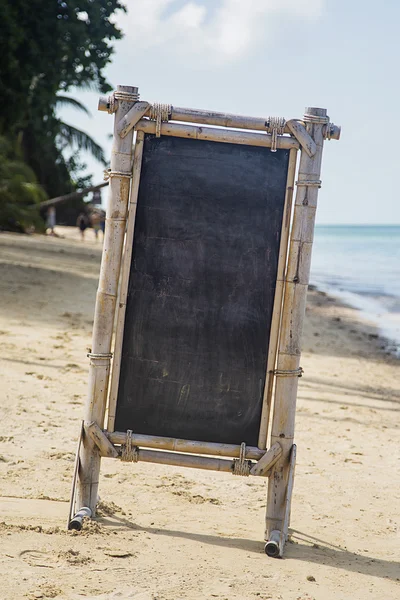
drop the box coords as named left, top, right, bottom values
left=97, top=515, right=399, bottom=582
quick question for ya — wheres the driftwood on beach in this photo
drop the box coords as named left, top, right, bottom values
left=69, top=84, right=340, bottom=557
left=39, top=181, right=109, bottom=209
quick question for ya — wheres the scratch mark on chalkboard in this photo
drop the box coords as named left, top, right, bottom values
left=135, top=358, right=159, bottom=364
left=178, top=384, right=190, bottom=407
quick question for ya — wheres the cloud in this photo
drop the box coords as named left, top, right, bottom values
left=117, top=0, right=324, bottom=64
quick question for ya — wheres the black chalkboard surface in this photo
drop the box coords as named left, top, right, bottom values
left=114, top=135, right=289, bottom=446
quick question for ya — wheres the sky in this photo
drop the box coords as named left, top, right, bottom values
left=58, top=0, right=400, bottom=225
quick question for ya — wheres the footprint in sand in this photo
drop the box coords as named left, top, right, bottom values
left=20, top=548, right=92, bottom=567
left=19, top=549, right=57, bottom=568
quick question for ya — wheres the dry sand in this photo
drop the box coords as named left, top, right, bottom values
left=0, top=227, right=399, bottom=600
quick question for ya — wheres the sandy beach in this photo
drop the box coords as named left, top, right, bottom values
left=0, top=227, right=399, bottom=600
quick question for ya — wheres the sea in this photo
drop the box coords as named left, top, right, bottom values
left=310, top=225, right=400, bottom=355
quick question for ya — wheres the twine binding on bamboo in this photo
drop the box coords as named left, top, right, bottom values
left=148, top=103, right=172, bottom=137
left=114, top=89, right=140, bottom=102
left=296, top=179, right=322, bottom=188
left=121, top=430, right=139, bottom=462
left=323, top=123, right=334, bottom=141
left=232, top=442, right=251, bottom=476
left=304, top=113, right=335, bottom=141
left=303, top=113, right=329, bottom=125
left=273, top=367, right=304, bottom=378
left=266, top=117, right=286, bottom=152
left=103, top=169, right=132, bottom=181
left=87, top=352, right=113, bottom=360
left=106, top=90, right=140, bottom=114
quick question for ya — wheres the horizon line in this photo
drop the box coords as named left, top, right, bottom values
left=316, top=223, right=400, bottom=227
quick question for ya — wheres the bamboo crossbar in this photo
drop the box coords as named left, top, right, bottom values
left=121, top=447, right=257, bottom=474
left=169, top=106, right=292, bottom=132
left=136, top=119, right=299, bottom=150
left=100, top=97, right=339, bottom=145
left=168, top=108, right=339, bottom=141
left=108, top=431, right=266, bottom=460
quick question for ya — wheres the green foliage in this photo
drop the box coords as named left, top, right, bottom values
left=0, top=137, right=47, bottom=232
left=0, top=0, right=126, bottom=135
left=0, top=0, right=125, bottom=230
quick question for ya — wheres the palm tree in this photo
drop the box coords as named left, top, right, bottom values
left=55, top=95, right=106, bottom=164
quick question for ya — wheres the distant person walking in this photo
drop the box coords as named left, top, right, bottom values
left=100, top=211, right=106, bottom=237
left=46, top=206, right=56, bottom=236
left=90, top=210, right=101, bottom=241
left=76, top=212, right=89, bottom=241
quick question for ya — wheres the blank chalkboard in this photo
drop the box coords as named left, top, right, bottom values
left=114, top=135, right=289, bottom=446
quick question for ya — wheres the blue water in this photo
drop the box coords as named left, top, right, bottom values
left=310, top=225, right=400, bottom=354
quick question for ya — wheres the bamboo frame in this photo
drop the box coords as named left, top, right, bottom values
left=107, top=131, right=145, bottom=432
left=257, top=147, right=297, bottom=449
left=70, top=89, right=340, bottom=557
left=99, top=99, right=340, bottom=150
left=166, top=107, right=340, bottom=142
left=123, top=448, right=254, bottom=474
left=265, top=444, right=296, bottom=557
left=108, top=431, right=266, bottom=460
left=75, top=85, right=138, bottom=515
left=107, top=114, right=298, bottom=443
left=85, top=421, right=119, bottom=459
left=250, top=442, right=282, bottom=477
left=265, top=107, right=329, bottom=557
left=135, top=119, right=299, bottom=150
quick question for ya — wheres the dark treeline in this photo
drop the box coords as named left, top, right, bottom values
left=0, top=0, right=125, bottom=231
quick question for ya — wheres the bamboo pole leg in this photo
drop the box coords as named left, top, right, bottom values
left=265, top=107, right=330, bottom=556
left=75, top=85, right=138, bottom=515
left=68, top=507, right=92, bottom=532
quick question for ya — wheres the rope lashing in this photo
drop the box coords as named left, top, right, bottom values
left=121, top=430, right=139, bottom=462
left=296, top=180, right=322, bottom=188
left=265, top=117, right=286, bottom=152
left=273, top=367, right=304, bottom=378
left=303, top=112, right=335, bottom=141
left=87, top=352, right=113, bottom=368
left=303, top=113, right=329, bottom=125
left=105, top=90, right=140, bottom=114
left=103, top=169, right=132, bottom=181
left=87, top=352, right=113, bottom=360
left=106, top=89, right=140, bottom=114
left=114, top=89, right=140, bottom=103
left=232, top=442, right=251, bottom=476
left=148, top=102, right=172, bottom=137
left=323, top=123, right=335, bottom=141
left=107, top=94, right=117, bottom=115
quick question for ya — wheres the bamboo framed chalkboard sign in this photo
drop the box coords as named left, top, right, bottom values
left=69, top=85, right=340, bottom=557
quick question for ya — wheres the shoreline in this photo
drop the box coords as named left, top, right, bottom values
left=306, top=284, right=400, bottom=362
left=309, top=281, right=400, bottom=358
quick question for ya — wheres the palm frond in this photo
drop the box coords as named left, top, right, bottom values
left=56, top=95, right=91, bottom=116
left=58, top=122, right=106, bottom=164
